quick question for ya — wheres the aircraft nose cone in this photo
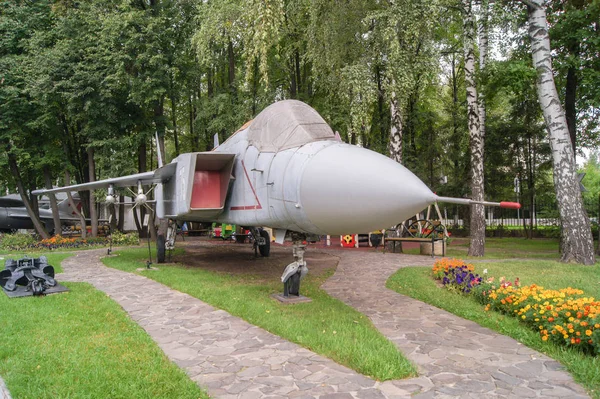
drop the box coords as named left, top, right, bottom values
left=299, top=144, right=436, bottom=235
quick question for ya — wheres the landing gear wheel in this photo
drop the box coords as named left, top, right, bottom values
left=156, top=235, right=166, bottom=263
left=259, top=230, right=270, bottom=257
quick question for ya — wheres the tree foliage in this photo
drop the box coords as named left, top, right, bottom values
left=0, top=0, right=598, bottom=261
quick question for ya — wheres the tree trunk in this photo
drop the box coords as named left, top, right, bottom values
left=478, top=0, right=489, bottom=141
left=463, top=0, right=485, bottom=257
left=565, top=63, right=578, bottom=153
left=154, top=101, right=168, bottom=262
left=388, top=89, right=403, bottom=163
left=451, top=53, right=461, bottom=179
left=290, top=55, right=297, bottom=99
left=65, top=170, right=86, bottom=239
left=523, top=0, right=594, bottom=264
left=228, top=39, right=235, bottom=89
left=137, top=140, right=149, bottom=238
left=171, top=93, right=180, bottom=156
left=189, top=93, right=198, bottom=152
left=295, top=50, right=302, bottom=96
left=87, top=148, right=98, bottom=237
left=28, top=179, right=40, bottom=219
left=7, top=152, right=50, bottom=238
left=43, top=166, right=62, bottom=236
left=597, top=192, right=600, bottom=256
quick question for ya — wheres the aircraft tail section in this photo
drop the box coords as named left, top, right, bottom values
left=57, top=196, right=80, bottom=217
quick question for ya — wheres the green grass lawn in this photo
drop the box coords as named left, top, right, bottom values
left=0, top=281, right=206, bottom=399
left=400, top=237, right=562, bottom=259
left=103, top=247, right=417, bottom=381
left=387, top=258, right=600, bottom=398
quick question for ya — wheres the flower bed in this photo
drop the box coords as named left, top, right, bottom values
left=0, top=232, right=139, bottom=251
left=431, top=258, right=600, bottom=355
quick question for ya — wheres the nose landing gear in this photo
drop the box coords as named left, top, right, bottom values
left=273, top=236, right=312, bottom=303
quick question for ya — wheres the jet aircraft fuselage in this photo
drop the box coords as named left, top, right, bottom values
left=0, top=196, right=79, bottom=233
left=33, top=100, right=518, bottom=241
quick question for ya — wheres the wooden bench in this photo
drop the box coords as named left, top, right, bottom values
left=383, top=236, right=446, bottom=257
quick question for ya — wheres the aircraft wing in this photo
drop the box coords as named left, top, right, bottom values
left=31, top=163, right=177, bottom=195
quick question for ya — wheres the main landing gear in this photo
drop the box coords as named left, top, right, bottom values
left=250, top=227, right=271, bottom=257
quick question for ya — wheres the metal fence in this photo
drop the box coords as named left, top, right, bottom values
left=437, top=198, right=599, bottom=229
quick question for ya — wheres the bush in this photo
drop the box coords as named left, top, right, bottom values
left=0, top=233, right=37, bottom=250
left=110, top=231, right=139, bottom=246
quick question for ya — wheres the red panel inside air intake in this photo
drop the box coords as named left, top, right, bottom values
left=191, top=171, right=221, bottom=208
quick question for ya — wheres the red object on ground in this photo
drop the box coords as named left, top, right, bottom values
left=499, top=201, right=521, bottom=209
left=341, top=234, right=356, bottom=248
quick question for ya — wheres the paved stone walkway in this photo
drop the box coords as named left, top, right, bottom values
left=59, top=248, right=589, bottom=398
left=0, top=377, right=11, bottom=399
left=321, top=250, right=590, bottom=398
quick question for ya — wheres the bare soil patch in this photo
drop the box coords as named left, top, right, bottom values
left=173, top=238, right=339, bottom=280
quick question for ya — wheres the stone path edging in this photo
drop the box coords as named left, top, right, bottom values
left=57, top=248, right=590, bottom=398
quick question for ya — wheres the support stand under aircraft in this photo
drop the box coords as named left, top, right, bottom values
left=33, top=100, right=520, bottom=299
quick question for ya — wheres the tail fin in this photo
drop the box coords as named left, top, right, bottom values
left=57, top=194, right=81, bottom=216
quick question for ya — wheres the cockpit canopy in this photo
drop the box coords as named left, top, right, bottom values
left=248, top=100, right=336, bottom=152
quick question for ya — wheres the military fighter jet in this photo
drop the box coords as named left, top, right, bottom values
left=32, top=100, right=519, bottom=297
left=0, top=195, right=81, bottom=234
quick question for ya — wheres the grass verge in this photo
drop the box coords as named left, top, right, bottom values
left=103, top=247, right=417, bottom=381
left=0, top=280, right=206, bottom=399
left=387, top=259, right=600, bottom=398
left=398, top=237, right=561, bottom=259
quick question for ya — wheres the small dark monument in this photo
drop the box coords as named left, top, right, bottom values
left=0, top=256, right=68, bottom=298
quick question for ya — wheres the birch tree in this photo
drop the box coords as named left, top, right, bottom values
left=368, top=0, right=440, bottom=163
left=519, top=0, right=595, bottom=264
left=463, top=0, right=486, bottom=256
left=477, top=0, right=489, bottom=141
left=388, top=88, right=403, bottom=162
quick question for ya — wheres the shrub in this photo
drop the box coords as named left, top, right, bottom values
left=0, top=233, right=37, bottom=250
left=110, top=231, right=139, bottom=246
